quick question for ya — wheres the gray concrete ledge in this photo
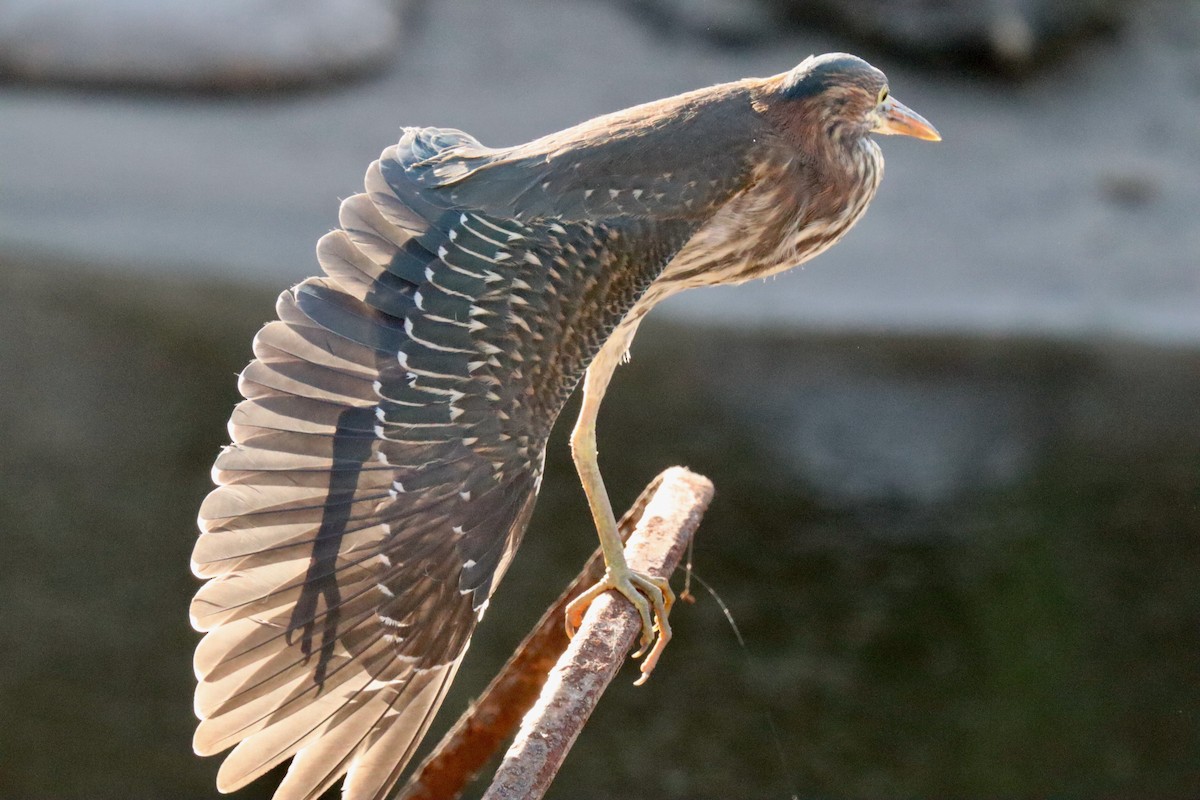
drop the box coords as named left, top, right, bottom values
left=1, top=0, right=1196, bottom=346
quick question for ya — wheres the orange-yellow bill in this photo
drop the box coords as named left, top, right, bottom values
left=875, top=96, right=941, bottom=141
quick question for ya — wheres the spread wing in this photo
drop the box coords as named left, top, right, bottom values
left=191, top=113, right=753, bottom=800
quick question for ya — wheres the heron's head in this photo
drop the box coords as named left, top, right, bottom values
left=773, top=53, right=941, bottom=145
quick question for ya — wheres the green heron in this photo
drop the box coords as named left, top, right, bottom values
left=190, top=52, right=939, bottom=800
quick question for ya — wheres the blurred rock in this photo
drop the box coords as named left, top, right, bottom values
left=0, top=0, right=404, bottom=90
left=764, top=0, right=1123, bottom=72
left=1098, top=169, right=1160, bottom=208
left=609, top=0, right=781, bottom=48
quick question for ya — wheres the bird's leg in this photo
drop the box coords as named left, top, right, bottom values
left=564, top=323, right=675, bottom=684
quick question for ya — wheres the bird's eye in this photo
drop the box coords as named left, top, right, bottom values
left=877, top=87, right=889, bottom=104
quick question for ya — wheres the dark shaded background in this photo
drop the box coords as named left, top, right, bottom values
left=2, top=1, right=1198, bottom=798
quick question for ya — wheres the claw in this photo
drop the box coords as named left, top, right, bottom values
left=565, top=565, right=675, bottom=684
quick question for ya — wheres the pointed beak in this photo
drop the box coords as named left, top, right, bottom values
left=874, top=96, right=941, bottom=142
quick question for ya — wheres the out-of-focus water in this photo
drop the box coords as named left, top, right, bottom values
left=2, top=262, right=1197, bottom=798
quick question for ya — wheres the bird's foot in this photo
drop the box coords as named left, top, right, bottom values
left=565, top=564, right=675, bottom=685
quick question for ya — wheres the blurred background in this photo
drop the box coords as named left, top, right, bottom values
left=2, top=0, right=1198, bottom=797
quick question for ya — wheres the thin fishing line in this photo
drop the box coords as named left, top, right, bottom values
left=679, top=566, right=801, bottom=800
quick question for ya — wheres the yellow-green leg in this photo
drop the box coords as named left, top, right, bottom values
left=564, top=322, right=675, bottom=684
